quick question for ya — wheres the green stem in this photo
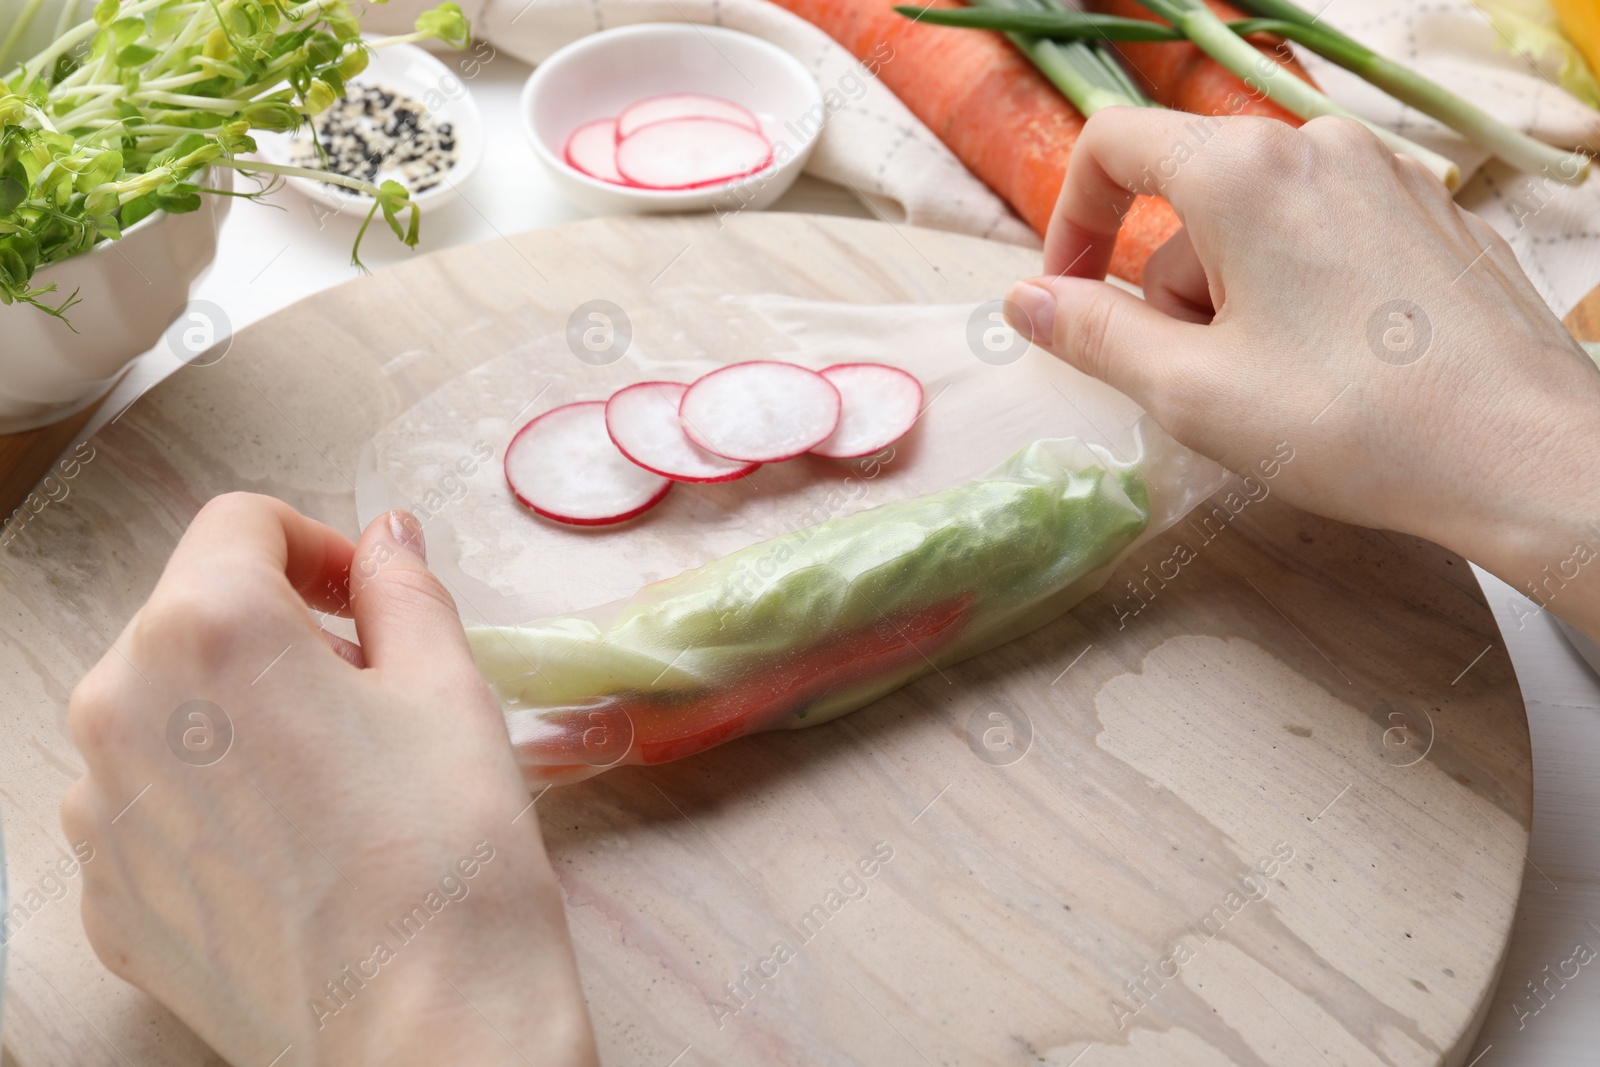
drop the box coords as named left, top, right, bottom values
left=1080, top=36, right=1144, bottom=99
left=49, top=0, right=83, bottom=42
left=1219, top=0, right=1318, bottom=27
left=54, top=69, right=215, bottom=96
left=895, top=7, right=1297, bottom=41
left=965, top=0, right=1149, bottom=114
left=134, top=90, right=247, bottom=110
left=1131, top=0, right=1462, bottom=189
left=212, top=157, right=384, bottom=198
left=0, top=0, right=47, bottom=72
left=16, top=0, right=199, bottom=80
left=1036, top=42, right=1138, bottom=114
left=280, top=0, right=346, bottom=28
left=84, top=120, right=197, bottom=134
left=226, top=44, right=329, bottom=96
left=220, top=157, right=419, bottom=270
left=1021, top=0, right=1151, bottom=104
left=896, top=6, right=1184, bottom=39
left=1232, top=0, right=1588, bottom=182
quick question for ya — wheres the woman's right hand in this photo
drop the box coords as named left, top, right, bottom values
left=1006, top=108, right=1600, bottom=638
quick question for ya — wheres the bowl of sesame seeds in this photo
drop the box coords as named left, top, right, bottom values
left=253, top=41, right=484, bottom=215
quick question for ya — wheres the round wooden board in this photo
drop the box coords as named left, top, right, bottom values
left=0, top=214, right=1530, bottom=1067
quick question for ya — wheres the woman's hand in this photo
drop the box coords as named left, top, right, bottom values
left=61, top=493, right=598, bottom=1067
left=1007, top=108, right=1600, bottom=638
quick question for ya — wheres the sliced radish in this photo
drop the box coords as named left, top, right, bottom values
left=564, top=118, right=627, bottom=185
left=615, top=117, right=772, bottom=190
left=810, top=363, right=925, bottom=459
left=678, top=362, right=841, bottom=463
left=605, top=381, right=760, bottom=484
left=617, top=92, right=761, bottom=139
left=505, top=402, right=671, bottom=526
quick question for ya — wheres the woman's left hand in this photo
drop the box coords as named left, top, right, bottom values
left=62, top=493, right=598, bottom=1067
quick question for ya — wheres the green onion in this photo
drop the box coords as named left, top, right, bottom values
left=901, top=0, right=1470, bottom=186
left=1231, top=0, right=1587, bottom=183
left=907, top=0, right=1157, bottom=116
left=895, top=7, right=1186, bottom=41
left=1126, top=0, right=1462, bottom=189
left=893, top=6, right=1297, bottom=41
left=901, top=2, right=1585, bottom=183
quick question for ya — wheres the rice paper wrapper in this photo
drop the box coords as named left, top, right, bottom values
left=357, top=296, right=1228, bottom=784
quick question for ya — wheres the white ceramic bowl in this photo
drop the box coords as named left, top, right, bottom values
left=0, top=171, right=231, bottom=433
left=521, top=24, right=825, bottom=216
left=253, top=41, right=484, bottom=213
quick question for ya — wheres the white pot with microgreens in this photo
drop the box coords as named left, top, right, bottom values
left=0, top=0, right=472, bottom=433
left=1, top=169, right=232, bottom=432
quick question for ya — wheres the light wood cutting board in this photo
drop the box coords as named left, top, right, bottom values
left=0, top=214, right=1531, bottom=1067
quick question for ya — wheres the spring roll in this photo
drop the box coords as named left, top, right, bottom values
left=468, top=437, right=1150, bottom=785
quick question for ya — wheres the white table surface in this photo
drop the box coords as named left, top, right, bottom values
left=71, top=54, right=1600, bottom=1067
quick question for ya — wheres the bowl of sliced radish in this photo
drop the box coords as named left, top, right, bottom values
left=520, top=23, right=824, bottom=216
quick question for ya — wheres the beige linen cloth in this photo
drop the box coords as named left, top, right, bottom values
left=367, top=0, right=1600, bottom=313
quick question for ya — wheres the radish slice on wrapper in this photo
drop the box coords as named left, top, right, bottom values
left=615, top=117, right=772, bottom=190
left=564, top=118, right=629, bottom=185
left=810, top=363, right=925, bottom=459
left=605, top=381, right=760, bottom=484
left=505, top=402, right=672, bottom=526
left=617, top=92, right=761, bottom=139
left=679, top=362, right=842, bottom=463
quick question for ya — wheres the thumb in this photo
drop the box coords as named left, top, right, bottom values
left=1004, top=275, right=1199, bottom=412
left=348, top=510, right=482, bottom=698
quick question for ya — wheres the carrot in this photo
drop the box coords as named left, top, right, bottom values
left=518, top=595, right=973, bottom=780
left=1083, top=0, right=1317, bottom=123
left=765, top=0, right=1181, bottom=283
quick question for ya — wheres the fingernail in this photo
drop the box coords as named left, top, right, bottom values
left=1004, top=282, right=1056, bottom=348
left=388, top=511, right=426, bottom=561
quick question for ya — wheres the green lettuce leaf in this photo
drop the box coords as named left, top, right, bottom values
left=469, top=438, right=1150, bottom=727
